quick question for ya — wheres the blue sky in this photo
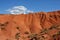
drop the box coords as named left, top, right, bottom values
left=0, top=0, right=60, bottom=14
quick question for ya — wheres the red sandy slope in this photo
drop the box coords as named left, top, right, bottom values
left=0, top=11, right=60, bottom=40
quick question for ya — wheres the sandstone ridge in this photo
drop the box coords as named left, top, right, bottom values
left=0, top=10, right=60, bottom=40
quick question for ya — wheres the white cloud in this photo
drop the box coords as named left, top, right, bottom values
left=6, top=6, right=33, bottom=14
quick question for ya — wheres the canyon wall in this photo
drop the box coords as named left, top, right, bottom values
left=0, top=11, right=60, bottom=40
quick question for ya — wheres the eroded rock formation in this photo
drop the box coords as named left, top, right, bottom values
left=0, top=11, right=60, bottom=40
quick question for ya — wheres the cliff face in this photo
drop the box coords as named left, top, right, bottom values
left=0, top=11, right=60, bottom=40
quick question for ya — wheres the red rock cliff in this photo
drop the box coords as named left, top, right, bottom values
left=0, top=11, right=60, bottom=40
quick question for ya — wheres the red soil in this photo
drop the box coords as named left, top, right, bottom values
left=0, top=11, right=60, bottom=40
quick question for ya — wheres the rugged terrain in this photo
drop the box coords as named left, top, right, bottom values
left=0, top=11, right=60, bottom=40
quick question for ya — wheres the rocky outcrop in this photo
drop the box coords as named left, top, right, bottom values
left=0, top=11, right=60, bottom=40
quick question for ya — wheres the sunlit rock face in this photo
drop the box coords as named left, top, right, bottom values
left=0, top=11, right=60, bottom=40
